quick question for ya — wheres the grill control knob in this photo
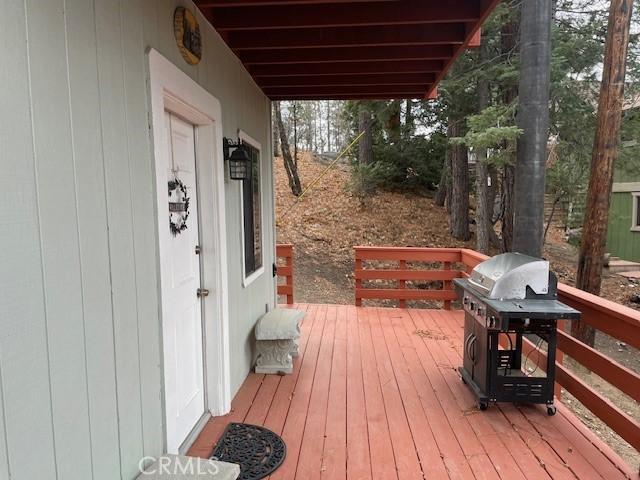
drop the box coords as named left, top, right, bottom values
left=477, top=306, right=484, bottom=316
left=463, top=297, right=469, bottom=305
left=488, top=316, right=497, bottom=328
left=469, top=301, right=475, bottom=310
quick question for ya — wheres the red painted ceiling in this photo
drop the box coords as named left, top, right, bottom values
left=194, top=0, right=500, bottom=100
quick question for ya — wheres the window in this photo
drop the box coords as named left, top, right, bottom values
left=241, top=139, right=263, bottom=281
left=632, top=193, right=640, bottom=231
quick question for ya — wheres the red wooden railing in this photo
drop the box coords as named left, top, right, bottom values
left=276, top=244, right=294, bottom=305
left=274, top=244, right=640, bottom=458
left=461, top=248, right=640, bottom=457
left=354, top=246, right=465, bottom=309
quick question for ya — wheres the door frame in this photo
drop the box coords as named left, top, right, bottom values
left=147, top=49, right=232, bottom=450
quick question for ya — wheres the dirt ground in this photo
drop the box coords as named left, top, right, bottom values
left=275, top=152, right=640, bottom=470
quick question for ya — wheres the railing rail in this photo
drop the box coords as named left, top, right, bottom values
left=276, top=244, right=294, bottom=305
left=354, top=246, right=465, bottom=309
left=460, top=247, right=640, bottom=455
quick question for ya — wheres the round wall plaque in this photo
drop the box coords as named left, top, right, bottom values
left=174, top=7, right=202, bottom=65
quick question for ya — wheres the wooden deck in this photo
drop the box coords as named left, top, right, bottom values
left=188, top=304, right=636, bottom=479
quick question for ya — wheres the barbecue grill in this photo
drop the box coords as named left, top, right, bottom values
left=453, top=253, right=580, bottom=414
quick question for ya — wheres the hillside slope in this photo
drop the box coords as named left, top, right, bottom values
left=275, top=152, right=639, bottom=309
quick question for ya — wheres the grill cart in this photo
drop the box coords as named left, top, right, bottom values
left=453, top=253, right=580, bottom=414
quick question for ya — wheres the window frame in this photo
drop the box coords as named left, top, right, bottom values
left=632, top=192, right=640, bottom=232
left=238, top=130, right=265, bottom=287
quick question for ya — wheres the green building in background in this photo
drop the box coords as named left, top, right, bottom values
left=606, top=105, right=640, bottom=263
left=607, top=158, right=640, bottom=262
left=607, top=181, right=640, bottom=262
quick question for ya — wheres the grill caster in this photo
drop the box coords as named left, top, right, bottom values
left=547, top=405, right=556, bottom=416
left=478, top=400, right=489, bottom=411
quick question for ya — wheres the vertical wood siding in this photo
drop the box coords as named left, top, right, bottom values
left=65, top=1, right=122, bottom=478
left=0, top=0, right=274, bottom=478
left=25, top=1, right=94, bottom=478
left=0, top=0, right=59, bottom=478
left=607, top=192, right=640, bottom=262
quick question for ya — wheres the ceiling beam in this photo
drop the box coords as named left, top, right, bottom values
left=425, top=0, right=501, bottom=98
left=248, top=60, right=443, bottom=77
left=239, top=45, right=453, bottom=64
left=257, top=73, right=434, bottom=87
left=227, top=23, right=465, bottom=50
left=206, top=0, right=480, bottom=31
left=197, top=0, right=393, bottom=6
left=263, top=84, right=426, bottom=96
left=269, top=92, right=425, bottom=100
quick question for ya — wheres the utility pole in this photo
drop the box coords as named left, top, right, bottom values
left=512, top=0, right=552, bottom=257
left=574, top=0, right=634, bottom=346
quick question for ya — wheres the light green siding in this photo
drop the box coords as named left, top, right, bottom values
left=0, top=1, right=274, bottom=479
left=607, top=192, right=640, bottom=262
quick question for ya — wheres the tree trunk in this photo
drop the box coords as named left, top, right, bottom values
left=405, top=99, right=414, bottom=136
left=512, top=0, right=552, bottom=258
left=450, top=121, right=471, bottom=240
left=476, top=158, right=490, bottom=253
left=543, top=194, right=560, bottom=245
left=501, top=165, right=515, bottom=251
left=358, top=104, right=373, bottom=166
left=326, top=100, right=331, bottom=151
left=387, top=100, right=402, bottom=144
left=475, top=38, right=491, bottom=254
left=574, top=0, right=633, bottom=347
left=488, top=165, right=501, bottom=248
left=435, top=125, right=452, bottom=207
left=275, top=101, right=302, bottom=196
left=434, top=165, right=448, bottom=206
left=313, top=102, right=318, bottom=152
left=293, top=101, right=298, bottom=167
left=272, top=102, right=280, bottom=157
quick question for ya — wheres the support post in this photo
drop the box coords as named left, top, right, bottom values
left=512, top=0, right=552, bottom=257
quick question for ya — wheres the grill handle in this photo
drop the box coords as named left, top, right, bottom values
left=464, top=333, right=477, bottom=363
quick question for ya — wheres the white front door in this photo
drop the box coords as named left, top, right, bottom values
left=162, top=112, right=205, bottom=453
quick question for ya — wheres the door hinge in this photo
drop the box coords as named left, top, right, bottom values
left=197, top=288, right=210, bottom=298
left=272, top=262, right=278, bottom=278
left=195, top=245, right=201, bottom=255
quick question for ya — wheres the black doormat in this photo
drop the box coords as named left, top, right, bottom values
left=210, top=422, right=286, bottom=480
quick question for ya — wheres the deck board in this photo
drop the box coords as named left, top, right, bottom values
left=322, top=305, right=348, bottom=480
left=358, top=307, right=399, bottom=480
left=295, top=304, right=336, bottom=480
left=188, top=305, right=635, bottom=480
left=345, top=305, right=372, bottom=480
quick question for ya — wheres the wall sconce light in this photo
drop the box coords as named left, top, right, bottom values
left=223, top=137, right=250, bottom=181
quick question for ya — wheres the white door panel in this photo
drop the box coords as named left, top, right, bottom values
left=161, top=112, right=205, bottom=453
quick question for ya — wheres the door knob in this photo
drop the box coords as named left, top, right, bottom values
left=197, top=288, right=210, bottom=298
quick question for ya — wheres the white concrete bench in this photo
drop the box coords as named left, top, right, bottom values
left=255, top=308, right=304, bottom=375
left=136, top=455, right=239, bottom=479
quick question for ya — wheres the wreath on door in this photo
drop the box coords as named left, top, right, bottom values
left=168, top=177, right=190, bottom=236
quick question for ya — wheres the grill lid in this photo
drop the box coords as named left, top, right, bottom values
left=469, top=252, right=550, bottom=300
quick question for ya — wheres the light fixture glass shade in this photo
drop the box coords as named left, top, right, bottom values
left=228, top=147, right=250, bottom=180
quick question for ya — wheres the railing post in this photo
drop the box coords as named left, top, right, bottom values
left=286, top=248, right=294, bottom=305
left=355, top=255, right=362, bottom=307
left=399, top=259, right=407, bottom=309
left=555, top=319, right=566, bottom=400
left=276, top=244, right=294, bottom=305
left=443, top=261, right=452, bottom=310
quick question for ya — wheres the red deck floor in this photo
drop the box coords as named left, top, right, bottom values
left=189, top=304, right=636, bottom=479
